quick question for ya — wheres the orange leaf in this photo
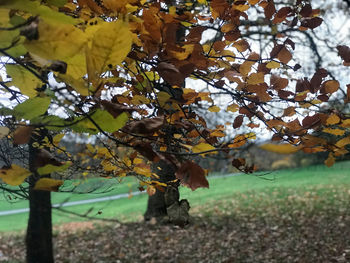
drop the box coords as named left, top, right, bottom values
left=326, top=114, right=340, bottom=125
left=324, top=153, right=335, bottom=167
left=260, top=143, right=301, bottom=154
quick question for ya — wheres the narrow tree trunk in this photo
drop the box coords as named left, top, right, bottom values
left=26, top=183, right=53, bottom=263
left=26, top=140, right=54, bottom=263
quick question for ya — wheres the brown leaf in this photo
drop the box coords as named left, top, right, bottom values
left=156, top=62, right=184, bottom=86
left=301, top=17, right=323, bottom=29
left=273, top=7, right=292, bottom=23
left=300, top=4, right=312, bottom=17
left=264, top=1, right=276, bottom=19
left=13, top=126, right=33, bottom=145
left=337, top=45, right=350, bottom=63
left=133, top=142, right=160, bottom=162
left=277, top=47, right=292, bottom=64
left=175, top=161, right=209, bottom=191
left=186, top=26, right=206, bottom=43
left=271, top=75, right=288, bottom=90
left=302, top=114, right=320, bottom=128
left=101, top=100, right=137, bottom=118
left=124, top=116, right=165, bottom=135
left=34, top=149, right=62, bottom=169
left=233, top=115, right=244, bottom=129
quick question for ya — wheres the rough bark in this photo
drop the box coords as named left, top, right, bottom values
left=144, top=159, right=177, bottom=220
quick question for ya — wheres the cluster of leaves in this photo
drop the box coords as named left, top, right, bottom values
left=0, top=0, right=349, bottom=192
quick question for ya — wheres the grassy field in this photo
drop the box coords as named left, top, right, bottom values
left=1, top=161, right=350, bottom=232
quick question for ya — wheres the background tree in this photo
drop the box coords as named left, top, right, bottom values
left=1, top=0, right=350, bottom=262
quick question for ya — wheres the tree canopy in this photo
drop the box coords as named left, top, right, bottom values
left=0, top=0, right=350, bottom=193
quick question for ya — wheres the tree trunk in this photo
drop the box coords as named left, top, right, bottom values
left=144, top=159, right=176, bottom=220
left=26, top=141, right=54, bottom=263
left=26, top=183, right=54, bottom=263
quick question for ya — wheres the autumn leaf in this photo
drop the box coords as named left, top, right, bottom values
left=208, top=105, right=220, bottom=112
left=266, top=61, right=280, bottom=69
left=260, top=143, right=302, bottom=154
left=226, top=104, right=239, bottom=112
left=0, top=164, right=31, bottom=186
left=6, top=64, right=41, bottom=97
left=37, top=162, right=71, bottom=176
left=337, top=45, right=350, bottom=63
left=322, top=128, right=345, bottom=136
left=324, top=153, right=335, bottom=167
left=192, top=143, right=216, bottom=156
left=24, top=20, right=87, bottom=60
left=87, top=20, right=132, bottom=76
left=326, top=114, right=340, bottom=125
left=175, top=161, right=209, bottom=191
left=13, top=126, right=33, bottom=145
left=34, top=178, right=63, bottom=191
left=124, top=116, right=165, bottom=135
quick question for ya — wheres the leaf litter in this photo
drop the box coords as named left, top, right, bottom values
left=1, top=185, right=350, bottom=262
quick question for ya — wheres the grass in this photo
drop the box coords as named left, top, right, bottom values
left=0, top=161, right=350, bottom=232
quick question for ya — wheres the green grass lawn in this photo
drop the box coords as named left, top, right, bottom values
left=1, top=161, right=350, bottom=232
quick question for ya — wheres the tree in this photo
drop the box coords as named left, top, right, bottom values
left=1, top=0, right=350, bottom=262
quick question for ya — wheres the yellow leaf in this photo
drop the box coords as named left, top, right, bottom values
left=208, top=105, right=220, bottom=112
left=53, top=134, right=65, bottom=145
left=324, top=153, right=335, bottom=167
left=341, top=119, right=350, bottom=128
left=228, top=134, right=247, bottom=148
left=64, top=53, right=87, bottom=79
left=87, top=20, right=132, bottom=76
left=101, top=159, right=117, bottom=172
left=234, top=4, right=250, bottom=12
left=134, top=164, right=151, bottom=177
left=34, top=178, right=63, bottom=191
left=335, top=136, right=350, bottom=148
left=131, top=95, right=150, bottom=105
left=260, top=143, right=301, bottom=154
left=157, top=91, right=171, bottom=107
left=0, top=165, right=31, bottom=186
left=6, top=64, right=41, bottom=97
left=24, top=20, right=87, bottom=60
left=226, top=104, right=239, bottom=112
left=192, top=143, right=216, bottom=155
left=245, top=132, right=256, bottom=140
left=169, top=44, right=194, bottom=60
left=37, top=163, right=70, bottom=176
left=266, top=61, right=280, bottom=69
left=210, top=130, right=225, bottom=137
left=322, top=128, right=345, bottom=136
left=247, top=72, right=265, bottom=85
left=0, top=0, right=78, bottom=24
left=326, top=114, right=340, bottom=125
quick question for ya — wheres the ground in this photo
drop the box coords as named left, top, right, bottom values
left=1, top=184, right=350, bottom=262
